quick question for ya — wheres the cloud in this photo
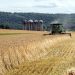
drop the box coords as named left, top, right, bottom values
left=34, top=3, right=57, bottom=8
left=0, top=0, right=75, bottom=13
left=34, top=0, right=45, bottom=1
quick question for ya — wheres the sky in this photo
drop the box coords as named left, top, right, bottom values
left=0, top=0, right=75, bottom=13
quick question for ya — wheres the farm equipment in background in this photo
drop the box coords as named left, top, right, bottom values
left=50, top=23, right=71, bottom=37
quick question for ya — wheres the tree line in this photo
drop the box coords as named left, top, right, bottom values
left=0, top=12, right=75, bottom=30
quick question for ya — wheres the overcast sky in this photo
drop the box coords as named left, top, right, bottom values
left=0, top=0, right=75, bottom=13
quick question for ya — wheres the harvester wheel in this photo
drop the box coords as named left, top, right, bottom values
left=52, top=31, right=55, bottom=35
left=69, top=33, right=71, bottom=37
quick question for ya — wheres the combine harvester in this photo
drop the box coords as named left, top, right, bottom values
left=50, top=23, right=71, bottom=37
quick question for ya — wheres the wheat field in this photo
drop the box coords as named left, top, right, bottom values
left=0, top=29, right=74, bottom=75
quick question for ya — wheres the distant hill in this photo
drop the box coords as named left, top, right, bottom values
left=0, top=12, right=75, bottom=30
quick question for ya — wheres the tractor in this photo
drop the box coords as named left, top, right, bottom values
left=50, top=23, right=71, bottom=37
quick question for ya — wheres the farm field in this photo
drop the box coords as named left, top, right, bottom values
left=0, top=29, right=74, bottom=75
